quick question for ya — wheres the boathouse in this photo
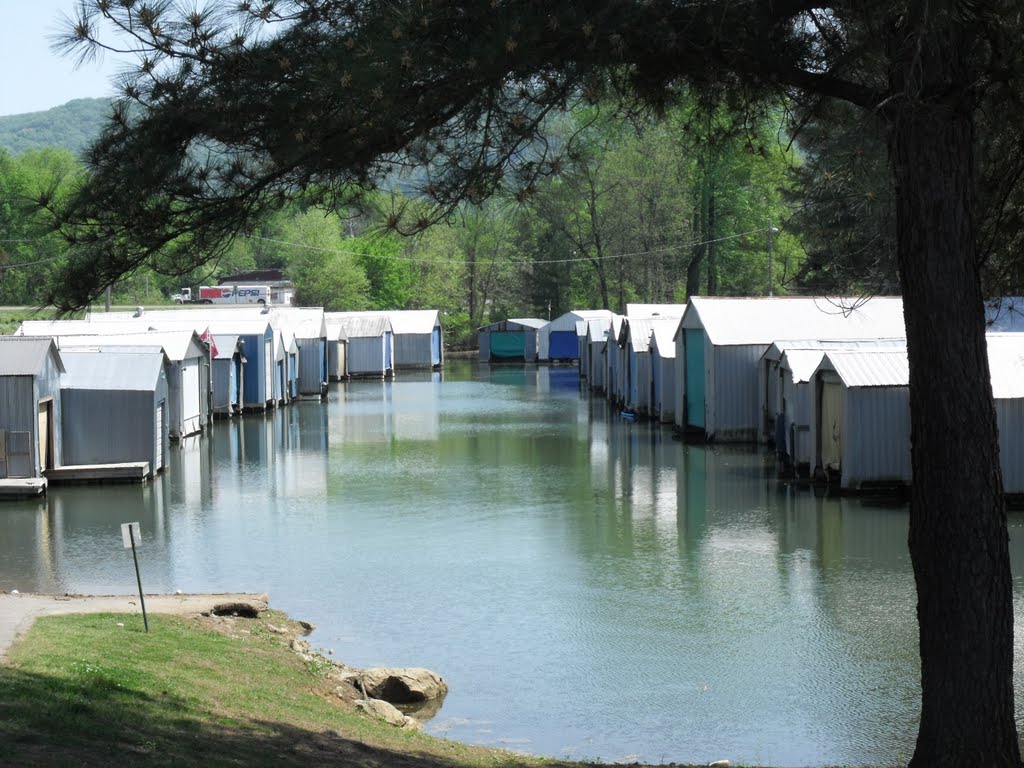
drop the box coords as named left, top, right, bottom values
left=676, top=296, right=906, bottom=442
left=810, top=347, right=911, bottom=490
left=325, top=318, right=348, bottom=380
left=59, top=349, right=170, bottom=477
left=211, top=335, right=246, bottom=416
left=223, top=320, right=276, bottom=410
left=808, top=335, right=1024, bottom=494
left=619, top=318, right=656, bottom=416
left=604, top=314, right=627, bottom=404
left=539, top=310, right=614, bottom=363
left=988, top=333, right=1024, bottom=496
left=478, top=318, right=546, bottom=362
left=585, top=317, right=614, bottom=390
left=650, top=319, right=680, bottom=424
left=328, top=313, right=394, bottom=377
left=761, top=339, right=906, bottom=472
left=56, top=331, right=211, bottom=439
left=390, top=310, right=443, bottom=369
left=274, top=308, right=329, bottom=397
left=0, top=337, right=64, bottom=480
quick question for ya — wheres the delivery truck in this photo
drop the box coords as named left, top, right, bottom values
left=172, top=285, right=271, bottom=305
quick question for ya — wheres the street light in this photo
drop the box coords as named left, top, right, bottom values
left=767, top=225, right=780, bottom=297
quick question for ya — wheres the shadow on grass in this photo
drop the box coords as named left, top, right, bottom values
left=0, top=666, right=610, bottom=768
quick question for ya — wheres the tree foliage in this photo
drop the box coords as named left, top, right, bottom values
left=0, top=98, right=112, bottom=157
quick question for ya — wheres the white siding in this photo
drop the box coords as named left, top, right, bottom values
left=181, top=363, right=202, bottom=436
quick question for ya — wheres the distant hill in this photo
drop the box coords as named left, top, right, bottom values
left=0, top=98, right=112, bottom=156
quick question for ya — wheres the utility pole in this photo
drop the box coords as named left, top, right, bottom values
left=767, top=226, right=779, bottom=296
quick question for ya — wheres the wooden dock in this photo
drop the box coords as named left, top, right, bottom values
left=0, top=478, right=47, bottom=500
left=46, top=462, right=150, bottom=486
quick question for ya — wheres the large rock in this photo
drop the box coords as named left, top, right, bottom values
left=357, top=667, right=448, bottom=703
left=355, top=698, right=422, bottom=729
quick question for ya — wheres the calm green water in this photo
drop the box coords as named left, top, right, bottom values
left=5, top=360, right=1024, bottom=766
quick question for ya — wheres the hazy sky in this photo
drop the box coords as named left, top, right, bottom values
left=0, top=0, right=121, bottom=117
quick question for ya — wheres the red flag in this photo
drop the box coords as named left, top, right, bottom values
left=201, top=327, right=219, bottom=358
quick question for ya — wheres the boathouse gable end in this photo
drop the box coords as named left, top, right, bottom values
left=0, top=338, right=65, bottom=479
left=389, top=310, right=444, bottom=369
left=326, top=313, right=394, bottom=377
left=539, top=310, right=615, bottom=363
left=59, top=350, right=169, bottom=476
left=811, top=349, right=911, bottom=491
left=478, top=318, right=547, bottom=363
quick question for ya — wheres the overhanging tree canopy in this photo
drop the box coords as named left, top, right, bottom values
left=53, top=2, right=1024, bottom=765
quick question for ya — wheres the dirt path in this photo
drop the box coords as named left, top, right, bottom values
left=0, top=591, right=269, bottom=662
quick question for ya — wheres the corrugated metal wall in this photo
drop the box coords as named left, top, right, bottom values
left=781, top=376, right=815, bottom=472
left=997, top=399, right=1024, bottom=493
left=842, top=387, right=911, bottom=490
left=212, top=359, right=231, bottom=413
left=589, top=341, right=606, bottom=390
left=0, top=376, right=37, bottom=478
left=62, top=389, right=160, bottom=471
left=655, top=352, right=676, bottom=424
left=394, top=333, right=433, bottom=368
left=674, top=334, right=685, bottom=430
left=327, top=340, right=347, bottom=379
left=635, top=352, right=653, bottom=415
left=605, top=342, right=618, bottom=400
left=432, top=327, right=442, bottom=366
left=38, top=353, right=64, bottom=471
left=298, top=338, right=326, bottom=394
left=348, top=337, right=386, bottom=376
left=709, top=344, right=767, bottom=442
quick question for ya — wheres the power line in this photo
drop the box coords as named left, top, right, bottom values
left=249, top=226, right=775, bottom=266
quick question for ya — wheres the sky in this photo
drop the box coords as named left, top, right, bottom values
left=0, top=0, right=121, bottom=117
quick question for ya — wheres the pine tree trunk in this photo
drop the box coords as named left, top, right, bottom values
left=888, top=17, right=1021, bottom=768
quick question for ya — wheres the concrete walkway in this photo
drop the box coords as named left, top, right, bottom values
left=0, top=592, right=269, bottom=663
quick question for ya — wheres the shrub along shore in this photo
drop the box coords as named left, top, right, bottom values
left=0, top=600, right=733, bottom=768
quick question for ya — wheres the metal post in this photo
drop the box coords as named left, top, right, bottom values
left=128, top=524, right=149, bottom=633
left=767, top=226, right=779, bottom=296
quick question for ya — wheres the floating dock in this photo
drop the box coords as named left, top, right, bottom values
left=46, top=462, right=150, bottom=486
left=0, top=478, right=47, bottom=500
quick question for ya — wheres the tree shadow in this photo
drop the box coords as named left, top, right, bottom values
left=0, top=666, right=623, bottom=767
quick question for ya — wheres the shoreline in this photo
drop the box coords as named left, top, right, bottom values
left=0, top=591, right=270, bottom=663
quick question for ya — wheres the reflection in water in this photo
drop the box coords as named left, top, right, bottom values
left=4, top=360, right=1021, bottom=765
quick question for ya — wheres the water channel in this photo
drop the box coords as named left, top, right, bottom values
left=4, top=360, right=1024, bottom=766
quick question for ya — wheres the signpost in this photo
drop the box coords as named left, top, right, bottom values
left=120, top=522, right=149, bottom=633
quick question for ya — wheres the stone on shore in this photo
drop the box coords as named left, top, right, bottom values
left=355, top=698, right=423, bottom=729
left=357, top=667, right=448, bottom=703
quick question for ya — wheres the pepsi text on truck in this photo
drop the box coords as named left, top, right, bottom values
left=173, top=285, right=271, bottom=304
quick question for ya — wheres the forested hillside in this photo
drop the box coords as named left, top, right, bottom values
left=0, top=98, right=110, bottom=156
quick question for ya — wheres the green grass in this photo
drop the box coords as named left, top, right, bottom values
left=0, top=307, right=65, bottom=335
left=0, top=610, right=675, bottom=768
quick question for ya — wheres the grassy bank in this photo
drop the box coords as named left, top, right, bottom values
left=0, top=307, right=59, bottom=335
left=0, top=609, right=686, bottom=768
